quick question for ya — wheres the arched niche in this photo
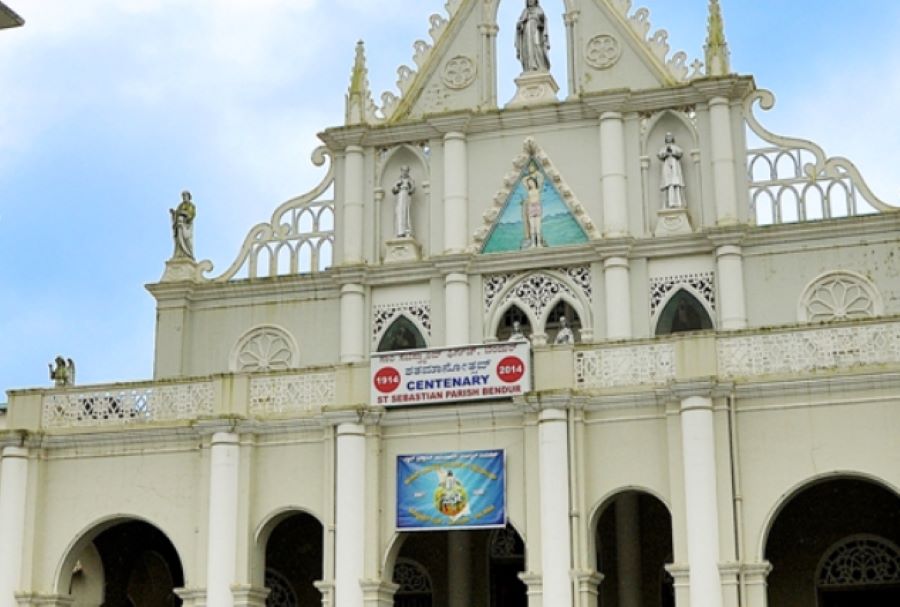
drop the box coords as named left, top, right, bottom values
left=494, top=304, right=534, bottom=342
left=378, top=144, right=430, bottom=257
left=643, top=110, right=701, bottom=232
left=255, top=510, right=325, bottom=607
left=544, top=299, right=582, bottom=344
left=654, top=289, right=714, bottom=336
left=377, top=316, right=428, bottom=352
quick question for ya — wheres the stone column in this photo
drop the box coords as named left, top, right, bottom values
left=615, top=493, right=642, bottom=607
left=708, top=98, right=738, bottom=225
left=743, top=563, right=772, bottom=607
left=603, top=256, right=632, bottom=339
left=334, top=423, right=367, bottom=607
left=600, top=112, right=628, bottom=237
left=343, top=146, right=366, bottom=264
left=447, top=532, right=472, bottom=607
left=538, top=408, right=573, bottom=607
left=680, top=395, right=724, bottom=607
left=443, top=132, right=469, bottom=253
left=0, top=447, right=28, bottom=607
left=715, top=245, right=747, bottom=330
left=564, top=11, right=580, bottom=99
left=479, top=24, right=499, bottom=107
left=206, top=433, right=241, bottom=607
left=340, top=284, right=366, bottom=363
left=444, top=273, right=470, bottom=346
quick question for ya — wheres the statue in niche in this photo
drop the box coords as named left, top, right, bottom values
left=554, top=316, right=574, bottom=344
left=521, top=168, right=546, bottom=248
left=170, top=190, right=196, bottom=260
left=392, top=166, right=416, bottom=238
left=508, top=321, right=528, bottom=342
left=658, top=133, right=686, bottom=208
left=516, top=0, right=550, bottom=73
left=49, top=355, right=75, bottom=387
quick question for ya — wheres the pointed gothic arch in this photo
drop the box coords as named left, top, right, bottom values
left=377, top=316, right=428, bottom=352
left=654, top=289, right=714, bottom=336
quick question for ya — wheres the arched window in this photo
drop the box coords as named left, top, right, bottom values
left=655, top=290, right=713, bottom=336
left=495, top=305, right=531, bottom=342
left=545, top=300, right=581, bottom=344
left=377, top=317, right=426, bottom=352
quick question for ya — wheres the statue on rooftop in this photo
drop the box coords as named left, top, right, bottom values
left=49, top=356, right=75, bottom=387
left=392, top=166, right=416, bottom=238
left=658, top=133, right=686, bottom=208
left=516, top=0, right=550, bottom=73
left=170, top=190, right=196, bottom=260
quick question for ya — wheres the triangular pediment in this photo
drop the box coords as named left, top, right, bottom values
left=473, top=138, right=599, bottom=254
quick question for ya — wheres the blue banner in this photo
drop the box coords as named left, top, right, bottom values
left=397, top=450, right=506, bottom=530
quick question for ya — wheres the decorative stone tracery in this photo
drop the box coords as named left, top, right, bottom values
left=265, top=568, right=298, bottom=607
left=372, top=302, right=431, bottom=346
left=798, top=271, right=882, bottom=323
left=232, top=325, right=299, bottom=373
left=393, top=559, right=432, bottom=595
left=818, top=535, right=900, bottom=587
left=650, top=272, right=716, bottom=319
left=585, top=35, right=621, bottom=70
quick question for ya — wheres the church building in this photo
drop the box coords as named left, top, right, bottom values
left=2, top=1, right=900, bottom=606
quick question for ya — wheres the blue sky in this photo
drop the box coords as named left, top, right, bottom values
left=1, top=0, right=899, bottom=395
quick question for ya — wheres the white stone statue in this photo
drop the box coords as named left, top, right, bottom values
left=49, top=355, right=75, bottom=387
left=392, top=166, right=416, bottom=238
left=658, top=133, right=686, bottom=208
left=170, top=190, right=196, bottom=260
left=521, top=171, right=545, bottom=248
left=554, top=317, right=574, bottom=344
left=508, top=321, right=528, bottom=342
left=516, top=0, right=550, bottom=73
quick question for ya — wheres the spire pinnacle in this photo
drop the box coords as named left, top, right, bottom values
left=704, top=0, right=731, bottom=76
left=346, top=40, right=374, bottom=125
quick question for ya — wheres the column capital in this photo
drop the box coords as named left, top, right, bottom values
left=600, top=111, right=623, bottom=121
left=571, top=568, right=603, bottom=588
left=563, top=10, right=581, bottom=25
left=345, top=145, right=365, bottom=155
left=231, top=585, right=270, bottom=607
left=444, top=131, right=467, bottom=143
left=360, top=579, right=399, bottom=606
left=1, top=446, right=28, bottom=459
left=742, top=560, right=773, bottom=582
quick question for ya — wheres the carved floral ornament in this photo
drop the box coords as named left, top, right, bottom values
left=441, top=55, right=476, bottom=89
left=585, top=35, right=622, bottom=70
left=472, top=137, right=600, bottom=252
left=798, top=271, right=882, bottom=323
left=231, top=325, right=299, bottom=373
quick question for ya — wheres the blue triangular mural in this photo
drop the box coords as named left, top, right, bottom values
left=482, top=161, right=589, bottom=254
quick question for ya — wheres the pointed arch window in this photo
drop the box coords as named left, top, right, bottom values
left=495, top=305, right=532, bottom=342
left=377, top=317, right=427, bottom=352
left=655, top=290, right=713, bottom=336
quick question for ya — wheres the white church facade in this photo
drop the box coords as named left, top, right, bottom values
left=3, top=1, right=900, bottom=606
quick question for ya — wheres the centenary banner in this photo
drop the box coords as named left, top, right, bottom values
left=371, top=342, right=531, bottom=407
left=396, top=450, right=507, bottom=531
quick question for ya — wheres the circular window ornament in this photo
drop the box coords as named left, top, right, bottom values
left=585, top=35, right=621, bottom=70
left=442, top=56, right=476, bottom=89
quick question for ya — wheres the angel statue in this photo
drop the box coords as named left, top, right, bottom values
left=516, top=0, right=550, bottom=73
left=49, top=355, right=75, bottom=387
left=521, top=167, right=546, bottom=249
left=170, top=190, right=196, bottom=260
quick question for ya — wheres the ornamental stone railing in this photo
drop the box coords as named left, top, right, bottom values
left=248, top=371, right=336, bottom=416
left=575, top=318, right=900, bottom=391
left=42, top=380, right=215, bottom=429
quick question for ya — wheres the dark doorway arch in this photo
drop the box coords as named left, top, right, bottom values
left=655, top=290, right=713, bottom=336
left=391, top=524, right=526, bottom=607
left=378, top=316, right=427, bottom=352
left=264, top=512, right=324, bottom=607
left=765, top=477, right=900, bottom=607
left=66, top=519, right=184, bottom=607
left=595, top=491, right=674, bottom=607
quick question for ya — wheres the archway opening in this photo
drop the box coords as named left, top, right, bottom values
left=595, top=491, right=674, bottom=607
left=495, top=305, right=531, bottom=342
left=391, top=525, right=526, bottom=607
left=545, top=300, right=582, bottom=344
left=765, top=477, right=900, bottom=607
left=654, top=290, right=713, bottom=336
left=66, top=519, right=184, bottom=607
left=264, top=512, right=324, bottom=607
left=378, top=316, right=427, bottom=352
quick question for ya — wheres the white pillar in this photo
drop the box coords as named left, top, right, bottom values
left=708, top=98, right=738, bottom=225
left=680, top=396, right=723, bottom=607
left=340, top=284, right=366, bottom=363
left=539, top=408, right=572, bottom=607
left=615, top=493, right=642, bottom=607
left=443, top=132, right=469, bottom=253
left=335, top=423, right=366, bottom=607
left=206, top=433, right=240, bottom=607
left=447, top=532, right=472, bottom=607
left=600, top=112, right=628, bottom=237
left=0, top=447, right=28, bottom=607
left=743, top=562, right=772, bottom=607
left=444, top=273, right=470, bottom=346
left=564, top=11, right=579, bottom=99
left=603, top=256, right=632, bottom=339
left=343, top=145, right=366, bottom=264
left=715, top=245, right=747, bottom=330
